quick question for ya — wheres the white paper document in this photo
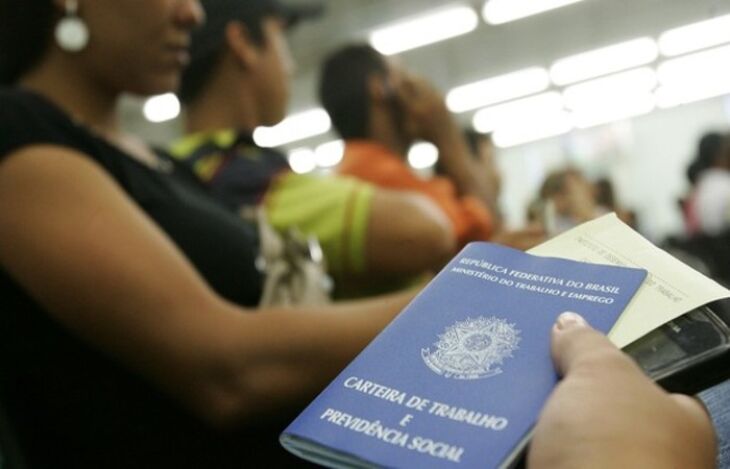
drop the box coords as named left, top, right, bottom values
left=530, top=214, right=730, bottom=347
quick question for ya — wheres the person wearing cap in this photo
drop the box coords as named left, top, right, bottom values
left=170, top=0, right=456, bottom=298
left=319, top=44, right=545, bottom=252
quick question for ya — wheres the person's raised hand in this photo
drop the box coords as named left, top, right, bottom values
left=396, top=72, right=453, bottom=143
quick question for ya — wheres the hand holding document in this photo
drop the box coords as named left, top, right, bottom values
left=529, top=213, right=730, bottom=347
left=281, top=242, right=647, bottom=468
left=281, top=215, right=729, bottom=468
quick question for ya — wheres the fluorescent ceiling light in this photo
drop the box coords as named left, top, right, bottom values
left=659, top=13, right=730, bottom=57
left=562, top=67, right=657, bottom=110
left=407, top=142, right=439, bottom=169
left=656, top=44, right=730, bottom=108
left=143, top=93, right=180, bottom=123
left=571, top=92, right=655, bottom=129
left=483, top=0, right=585, bottom=25
left=472, top=92, right=572, bottom=147
left=550, top=37, right=658, bottom=86
left=472, top=92, right=565, bottom=134
left=288, top=148, right=317, bottom=174
left=370, top=6, right=478, bottom=55
left=657, top=44, right=730, bottom=84
left=446, top=67, right=550, bottom=113
left=563, top=68, right=656, bottom=128
left=314, top=140, right=344, bottom=168
left=253, top=108, right=331, bottom=148
left=492, top=115, right=572, bottom=148
left=655, top=81, right=730, bottom=109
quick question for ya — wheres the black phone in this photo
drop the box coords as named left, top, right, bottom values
left=625, top=301, right=730, bottom=394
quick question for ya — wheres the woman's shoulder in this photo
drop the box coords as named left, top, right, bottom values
left=0, top=86, right=32, bottom=105
left=0, top=87, right=94, bottom=164
left=0, top=86, right=63, bottom=123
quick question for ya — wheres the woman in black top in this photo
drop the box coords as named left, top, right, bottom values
left=0, top=0, right=417, bottom=467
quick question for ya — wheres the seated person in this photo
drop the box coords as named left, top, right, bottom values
left=170, top=0, right=455, bottom=296
left=320, top=44, right=496, bottom=246
left=535, top=168, right=604, bottom=235
left=688, top=132, right=730, bottom=236
left=683, top=132, right=726, bottom=236
left=464, top=129, right=502, bottom=204
left=594, top=177, right=638, bottom=229
left=319, top=44, right=544, bottom=251
left=537, top=170, right=637, bottom=234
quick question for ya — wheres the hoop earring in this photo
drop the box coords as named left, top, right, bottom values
left=54, top=0, right=89, bottom=52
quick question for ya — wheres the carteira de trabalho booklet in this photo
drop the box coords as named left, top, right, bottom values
left=281, top=242, right=647, bottom=468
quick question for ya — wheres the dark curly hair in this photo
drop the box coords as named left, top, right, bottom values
left=0, top=0, right=57, bottom=85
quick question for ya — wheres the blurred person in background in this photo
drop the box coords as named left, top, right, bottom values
left=435, top=128, right=503, bottom=218
left=463, top=129, right=502, bottom=201
left=684, top=131, right=730, bottom=236
left=666, top=132, right=730, bottom=288
left=171, top=0, right=456, bottom=298
left=534, top=168, right=605, bottom=235
left=319, top=44, right=545, bottom=253
left=594, top=177, right=638, bottom=229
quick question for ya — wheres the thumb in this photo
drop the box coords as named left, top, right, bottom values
left=551, top=312, right=623, bottom=377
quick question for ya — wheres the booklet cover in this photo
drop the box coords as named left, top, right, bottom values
left=281, top=242, right=647, bottom=468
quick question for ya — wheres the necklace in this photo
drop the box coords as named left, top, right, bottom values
left=104, top=131, right=174, bottom=174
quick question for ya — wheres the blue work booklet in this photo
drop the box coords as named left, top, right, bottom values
left=281, top=243, right=647, bottom=468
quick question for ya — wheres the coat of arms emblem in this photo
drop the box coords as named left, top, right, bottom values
left=422, top=316, right=521, bottom=380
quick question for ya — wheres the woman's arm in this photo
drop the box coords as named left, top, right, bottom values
left=0, top=146, right=414, bottom=426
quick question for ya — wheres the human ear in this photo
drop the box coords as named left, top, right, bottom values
left=224, top=21, right=259, bottom=69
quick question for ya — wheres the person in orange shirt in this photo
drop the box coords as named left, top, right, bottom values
left=341, top=140, right=494, bottom=245
left=319, top=44, right=543, bottom=250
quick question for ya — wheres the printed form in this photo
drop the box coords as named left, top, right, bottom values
left=530, top=213, right=730, bottom=347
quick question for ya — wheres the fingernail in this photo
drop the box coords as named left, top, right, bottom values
left=555, top=312, right=587, bottom=331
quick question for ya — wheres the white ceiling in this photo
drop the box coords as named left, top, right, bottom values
left=126, top=0, right=730, bottom=147
left=286, top=0, right=730, bottom=114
